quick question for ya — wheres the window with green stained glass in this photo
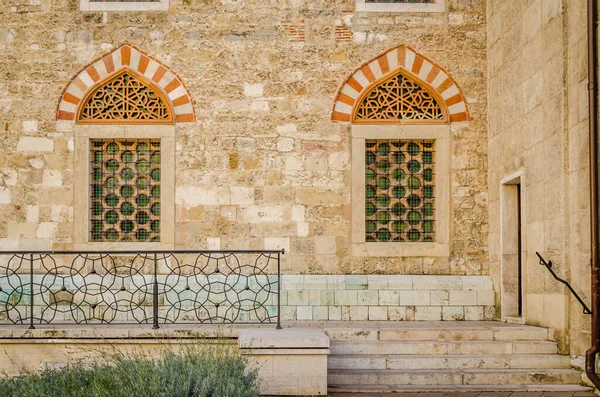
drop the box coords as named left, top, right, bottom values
left=90, top=139, right=161, bottom=242
left=365, top=139, right=435, bottom=242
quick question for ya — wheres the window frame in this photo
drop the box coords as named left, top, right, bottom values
left=73, top=125, right=175, bottom=250
left=80, top=0, right=169, bottom=12
left=355, top=0, right=445, bottom=13
left=351, top=124, right=451, bottom=257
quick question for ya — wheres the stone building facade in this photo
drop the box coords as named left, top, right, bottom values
left=487, top=0, right=593, bottom=355
left=0, top=0, right=594, bottom=360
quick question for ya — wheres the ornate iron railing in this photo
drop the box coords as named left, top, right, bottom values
left=0, top=250, right=283, bottom=329
left=536, top=252, right=592, bottom=315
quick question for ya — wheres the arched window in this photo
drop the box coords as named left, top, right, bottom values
left=77, top=70, right=174, bottom=124
left=57, top=44, right=195, bottom=249
left=353, top=70, right=447, bottom=123
left=332, top=45, right=469, bottom=257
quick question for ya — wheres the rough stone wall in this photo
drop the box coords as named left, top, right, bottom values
left=0, top=0, right=487, bottom=276
left=487, top=0, right=591, bottom=354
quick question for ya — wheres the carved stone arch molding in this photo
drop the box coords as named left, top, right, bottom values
left=331, top=45, right=469, bottom=124
left=56, top=43, right=196, bottom=124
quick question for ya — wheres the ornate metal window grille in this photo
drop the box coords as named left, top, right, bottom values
left=355, top=71, right=445, bottom=122
left=365, top=0, right=434, bottom=3
left=78, top=71, right=173, bottom=124
left=90, top=139, right=161, bottom=242
left=366, top=140, right=435, bottom=242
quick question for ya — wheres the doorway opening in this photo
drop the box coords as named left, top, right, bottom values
left=501, top=174, right=525, bottom=321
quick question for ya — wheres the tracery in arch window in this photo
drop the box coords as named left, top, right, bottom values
left=354, top=71, right=446, bottom=123
left=78, top=70, right=173, bottom=124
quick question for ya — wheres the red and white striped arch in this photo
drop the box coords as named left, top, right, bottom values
left=56, top=43, right=196, bottom=123
left=331, top=45, right=470, bottom=124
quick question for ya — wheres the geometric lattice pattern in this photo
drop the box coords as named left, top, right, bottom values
left=90, top=139, right=160, bottom=242
left=356, top=71, right=444, bottom=122
left=0, top=252, right=279, bottom=325
left=79, top=71, right=172, bottom=123
left=365, top=140, right=435, bottom=242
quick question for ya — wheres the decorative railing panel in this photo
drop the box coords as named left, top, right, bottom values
left=0, top=250, right=282, bottom=329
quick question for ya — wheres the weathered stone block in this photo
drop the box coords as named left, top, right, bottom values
left=335, top=290, right=358, bottom=306
left=276, top=138, right=295, bottom=152
left=42, top=170, right=62, bottom=187
left=349, top=306, right=368, bottom=321
left=16, top=137, right=53, bottom=153
left=378, top=290, right=399, bottom=306
left=357, top=290, right=378, bottom=305
left=230, top=187, right=254, bottom=205
left=243, top=83, right=263, bottom=97
left=36, top=222, right=57, bottom=239
left=0, top=188, right=10, bottom=204
left=369, top=306, right=387, bottom=320
left=315, top=236, right=336, bottom=255
left=400, top=290, right=430, bottom=306
left=345, top=275, right=367, bottom=290
left=415, top=306, right=442, bottom=321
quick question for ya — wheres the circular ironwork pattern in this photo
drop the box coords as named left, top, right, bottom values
left=90, top=139, right=161, bottom=242
left=79, top=71, right=171, bottom=122
left=365, top=140, right=435, bottom=242
left=355, top=71, right=444, bottom=122
left=0, top=252, right=279, bottom=325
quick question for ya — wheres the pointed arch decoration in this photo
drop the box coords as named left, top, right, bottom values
left=78, top=69, right=173, bottom=124
left=56, top=43, right=196, bottom=123
left=331, top=45, right=469, bottom=124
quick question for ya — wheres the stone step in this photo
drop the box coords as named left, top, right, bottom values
left=323, top=323, right=550, bottom=342
left=327, top=384, right=593, bottom=393
left=327, top=368, right=583, bottom=386
left=330, top=340, right=558, bottom=355
left=328, top=354, right=572, bottom=370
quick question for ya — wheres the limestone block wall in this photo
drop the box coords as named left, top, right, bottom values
left=0, top=0, right=488, bottom=276
left=279, top=275, right=495, bottom=321
left=487, top=0, right=592, bottom=354
left=0, top=273, right=495, bottom=324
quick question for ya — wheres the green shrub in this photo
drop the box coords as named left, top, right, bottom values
left=0, top=346, right=259, bottom=397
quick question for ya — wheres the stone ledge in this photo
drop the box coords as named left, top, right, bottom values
left=238, top=328, right=329, bottom=350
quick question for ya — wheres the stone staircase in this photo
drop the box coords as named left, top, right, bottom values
left=323, top=321, right=591, bottom=392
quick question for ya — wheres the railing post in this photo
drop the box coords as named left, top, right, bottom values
left=152, top=253, right=159, bottom=329
left=277, top=250, right=282, bottom=330
left=29, top=253, right=34, bottom=330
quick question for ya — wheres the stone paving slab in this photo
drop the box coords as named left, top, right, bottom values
left=327, top=393, right=597, bottom=397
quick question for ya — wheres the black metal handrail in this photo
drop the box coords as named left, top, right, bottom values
left=0, top=250, right=283, bottom=329
left=536, top=252, right=592, bottom=315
